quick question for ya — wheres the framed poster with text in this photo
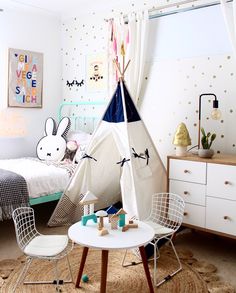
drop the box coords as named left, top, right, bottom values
left=8, top=48, right=43, bottom=108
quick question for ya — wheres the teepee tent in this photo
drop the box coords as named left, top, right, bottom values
left=48, top=65, right=166, bottom=227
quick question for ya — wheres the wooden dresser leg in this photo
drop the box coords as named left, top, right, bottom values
left=139, top=246, right=154, bottom=293
left=100, top=250, right=109, bottom=293
left=76, top=246, right=89, bottom=288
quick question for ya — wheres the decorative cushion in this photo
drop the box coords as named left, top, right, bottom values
left=24, top=235, right=68, bottom=257
left=36, top=117, right=71, bottom=162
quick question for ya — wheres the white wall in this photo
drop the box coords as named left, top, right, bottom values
left=0, top=4, right=61, bottom=158
left=140, top=5, right=236, bottom=165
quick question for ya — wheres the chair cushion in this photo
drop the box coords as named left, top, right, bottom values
left=144, top=220, right=174, bottom=235
left=24, top=235, right=68, bottom=257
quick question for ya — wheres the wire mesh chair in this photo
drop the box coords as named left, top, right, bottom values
left=122, top=192, right=185, bottom=287
left=12, top=207, right=74, bottom=292
left=145, top=192, right=185, bottom=286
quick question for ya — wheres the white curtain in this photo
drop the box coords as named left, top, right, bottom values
left=220, top=0, right=236, bottom=55
left=109, top=11, right=149, bottom=104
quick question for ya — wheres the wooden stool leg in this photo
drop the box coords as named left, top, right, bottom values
left=76, top=246, right=89, bottom=288
left=100, top=250, right=109, bottom=293
left=139, top=246, right=154, bottom=293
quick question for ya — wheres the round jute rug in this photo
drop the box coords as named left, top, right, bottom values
left=0, top=245, right=220, bottom=293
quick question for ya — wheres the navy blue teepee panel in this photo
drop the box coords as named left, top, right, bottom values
left=123, top=83, right=141, bottom=122
left=103, top=82, right=124, bottom=122
left=103, top=81, right=141, bottom=123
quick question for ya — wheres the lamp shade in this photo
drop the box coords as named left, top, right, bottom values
left=173, top=122, right=191, bottom=147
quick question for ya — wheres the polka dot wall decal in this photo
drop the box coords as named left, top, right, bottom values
left=207, top=57, right=210, bottom=60
left=209, top=85, right=212, bottom=87
left=224, top=90, right=227, bottom=93
left=219, top=65, right=222, bottom=68
left=221, top=135, right=224, bottom=138
left=233, top=144, right=235, bottom=147
left=194, top=84, right=197, bottom=87
left=194, top=123, right=197, bottom=127
left=192, top=66, right=195, bottom=69
left=230, top=73, right=234, bottom=76
left=213, top=75, right=216, bottom=78
left=186, top=75, right=189, bottom=78
left=221, top=120, right=224, bottom=123
left=227, top=56, right=231, bottom=59
left=185, top=117, right=188, bottom=120
left=201, top=72, right=205, bottom=75
left=206, top=117, right=209, bottom=120
left=230, top=109, right=233, bottom=113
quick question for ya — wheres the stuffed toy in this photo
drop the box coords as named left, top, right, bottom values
left=63, top=140, right=78, bottom=163
left=36, top=117, right=71, bottom=162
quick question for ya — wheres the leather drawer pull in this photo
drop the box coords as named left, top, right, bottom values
left=183, top=191, right=189, bottom=195
left=184, top=170, right=190, bottom=173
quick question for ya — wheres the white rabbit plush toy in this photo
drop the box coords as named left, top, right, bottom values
left=37, top=117, right=71, bottom=162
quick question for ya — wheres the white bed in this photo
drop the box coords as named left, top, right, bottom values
left=0, top=101, right=106, bottom=220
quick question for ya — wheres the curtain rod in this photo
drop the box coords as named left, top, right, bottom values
left=105, top=0, right=233, bottom=22
left=149, top=0, right=233, bottom=19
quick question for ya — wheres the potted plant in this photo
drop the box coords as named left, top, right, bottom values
left=198, top=128, right=216, bottom=158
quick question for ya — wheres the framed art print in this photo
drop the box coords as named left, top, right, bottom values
left=8, top=48, right=43, bottom=108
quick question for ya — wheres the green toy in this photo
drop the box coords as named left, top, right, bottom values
left=82, top=274, right=89, bottom=282
left=81, top=214, right=97, bottom=226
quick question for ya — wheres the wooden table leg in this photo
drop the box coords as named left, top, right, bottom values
left=100, top=250, right=109, bottom=293
left=75, top=246, right=89, bottom=288
left=139, top=246, right=154, bottom=293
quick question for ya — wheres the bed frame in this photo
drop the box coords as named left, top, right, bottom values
left=29, top=100, right=107, bottom=206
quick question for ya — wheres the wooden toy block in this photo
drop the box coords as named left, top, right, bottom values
left=127, top=223, right=138, bottom=228
left=81, top=214, right=97, bottom=226
left=110, top=214, right=119, bottom=229
left=122, top=225, right=129, bottom=232
left=98, top=228, right=109, bottom=236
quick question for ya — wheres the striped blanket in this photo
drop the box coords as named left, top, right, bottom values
left=0, top=168, right=29, bottom=221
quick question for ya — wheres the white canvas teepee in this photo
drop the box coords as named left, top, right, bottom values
left=48, top=78, right=166, bottom=227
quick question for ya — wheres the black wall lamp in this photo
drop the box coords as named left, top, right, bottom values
left=198, top=93, right=221, bottom=148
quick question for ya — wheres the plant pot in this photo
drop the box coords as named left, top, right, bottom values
left=198, top=149, right=214, bottom=158
left=175, top=146, right=187, bottom=156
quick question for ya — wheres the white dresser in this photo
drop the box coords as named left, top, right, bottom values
left=167, top=154, right=236, bottom=239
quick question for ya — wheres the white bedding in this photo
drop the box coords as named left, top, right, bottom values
left=0, top=158, right=74, bottom=199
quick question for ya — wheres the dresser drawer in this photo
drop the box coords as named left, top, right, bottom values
left=169, top=180, right=206, bottom=206
left=207, top=164, right=236, bottom=201
left=183, top=203, right=205, bottom=228
left=206, top=197, right=236, bottom=236
left=169, top=159, right=206, bottom=184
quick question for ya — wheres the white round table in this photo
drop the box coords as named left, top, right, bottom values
left=68, top=218, right=155, bottom=293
